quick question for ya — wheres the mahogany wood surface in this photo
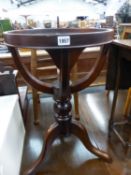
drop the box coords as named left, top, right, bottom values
left=4, top=28, right=113, bottom=175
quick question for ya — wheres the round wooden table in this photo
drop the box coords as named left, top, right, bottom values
left=4, top=28, right=113, bottom=175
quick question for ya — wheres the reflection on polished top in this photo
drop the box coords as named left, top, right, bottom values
left=4, top=28, right=114, bottom=49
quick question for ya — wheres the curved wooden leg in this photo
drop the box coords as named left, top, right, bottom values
left=70, top=120, right=112, bottom=162
left=23, top=122, right=60, bottom=175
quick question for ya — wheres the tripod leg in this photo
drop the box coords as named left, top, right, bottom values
left=23, top=122, right=60, bottom=175
left=71, top=120, right=112, bottom=162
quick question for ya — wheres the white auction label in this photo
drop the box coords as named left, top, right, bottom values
left=57, top=36, right=70, bottom=46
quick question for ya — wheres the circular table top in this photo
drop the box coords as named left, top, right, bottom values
left=4, top=28, right=113, bottom=49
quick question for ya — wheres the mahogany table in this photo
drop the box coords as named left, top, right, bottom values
left=4, top=28, right=113, bottom=175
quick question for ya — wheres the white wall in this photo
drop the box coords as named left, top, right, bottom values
left=0, top=0, right=127, bottom=21
left=0, top=0, right=100, bottom=19
left=105, top=0, right=127, bottom=16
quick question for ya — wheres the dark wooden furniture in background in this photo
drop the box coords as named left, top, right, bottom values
left=106, top=39, right=131, bottom=147
left=4, top=28, right=113, bottom=174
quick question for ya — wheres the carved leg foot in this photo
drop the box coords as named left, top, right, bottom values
left=70, top=120, right=112, bottom=162
left=23, top=122, right=60, bottom=175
